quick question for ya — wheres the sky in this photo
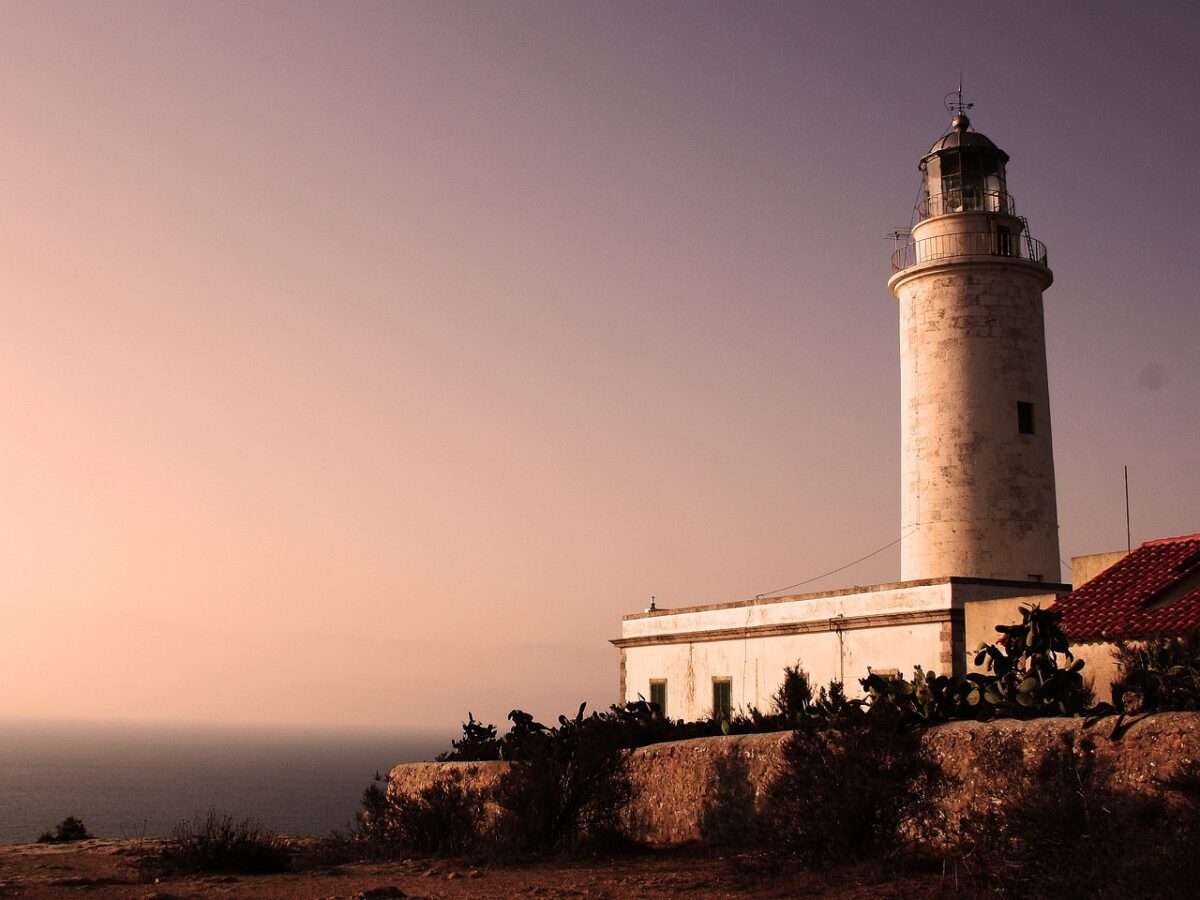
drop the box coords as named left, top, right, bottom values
left=2, top=1, right=1198, bottom=734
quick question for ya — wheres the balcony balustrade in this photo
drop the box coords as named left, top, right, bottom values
left=890, top=231, right=1048, bottom=274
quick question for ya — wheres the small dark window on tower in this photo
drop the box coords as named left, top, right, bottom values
left=1017, top=401, right=1035, bottom=434
left=994, top=224, right=1012, bottom=256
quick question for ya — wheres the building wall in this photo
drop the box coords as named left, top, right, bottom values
left=616, top=580, right=1062, bottom=720
left=620, top=581, right=954, bottom=641
left=963, top=592, right=1063, bottom=672
left=622, top=620, right=948, bottom=721
left=890, top=246, right=1059, bottom=583
left=1071, top=550, right=1129, bottom=588
left=1070, top=640, right=1123, bottom=704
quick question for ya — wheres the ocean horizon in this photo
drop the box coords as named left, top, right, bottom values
left=0, top=718, right=450, bottom=845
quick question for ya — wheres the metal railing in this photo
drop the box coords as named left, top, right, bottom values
left=917, top=189, right=1015, bottom=220
left=890, top=231, right=1048, bottom=273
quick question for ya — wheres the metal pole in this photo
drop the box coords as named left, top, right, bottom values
left=1124, top=465, right=1131, bottom=553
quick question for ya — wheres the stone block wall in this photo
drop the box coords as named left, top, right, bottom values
left=389, top=714, right=1200, bottom=846
left=893, top=261, right=1059, bottom=583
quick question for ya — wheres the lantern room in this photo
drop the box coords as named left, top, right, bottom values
left=918, top=113, right=1011, bottom=219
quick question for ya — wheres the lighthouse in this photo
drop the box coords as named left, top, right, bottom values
left=888, top=106, right=1060, bottom=583
left=613, top=101, right=1073, bottom=721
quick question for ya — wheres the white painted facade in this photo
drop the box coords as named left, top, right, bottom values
left=614, top=579, right=1061, bottom=721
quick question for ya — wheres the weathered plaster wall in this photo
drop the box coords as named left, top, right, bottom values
left=618, top=581, right=957, bottom=720
left=616, top=581, right=1061, bottom=720
left=1070, top=640, right=1123, bottom=703
left=1071, top=550, right=1129, bottom=588
left=962, top=593, right=1060, bottom=671
left=390, top=714, right=1200, bottom=847
left=621, top=622, right=945, bottom=721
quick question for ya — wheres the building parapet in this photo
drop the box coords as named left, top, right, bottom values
left=621, top=575, right=1067, bottom=621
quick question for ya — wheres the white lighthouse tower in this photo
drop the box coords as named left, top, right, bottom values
left=888, top=103, right=1060, bottom=583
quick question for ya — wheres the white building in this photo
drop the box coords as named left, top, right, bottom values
left=613, top=106, right=1071, bottom=721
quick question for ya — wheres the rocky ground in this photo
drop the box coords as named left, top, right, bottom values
left=0, top=839, right=952, bottom=899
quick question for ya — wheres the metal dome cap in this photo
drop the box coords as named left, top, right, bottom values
left=920, top=116, right=1009, bottom=170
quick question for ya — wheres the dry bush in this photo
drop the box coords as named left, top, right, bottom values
left=495, top=719, right=635, bottom=855
left=760, top=710, right=941, bottom=868
left=355, top=770, right=484, bottom=858
left=36, top=816, right=92, bottom=843
left=955, top=733, right=1200, bottom=897
left=157, top=810, right=290, bottom=875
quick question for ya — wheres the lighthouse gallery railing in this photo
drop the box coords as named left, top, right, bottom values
left=890, top=232, right=1048, bottom=274
left=916, top=189, right=1015, bottom=220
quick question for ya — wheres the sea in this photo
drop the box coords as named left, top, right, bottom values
left=0, top=719, right=450, bottom=845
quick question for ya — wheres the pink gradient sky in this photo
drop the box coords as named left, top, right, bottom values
left=3, top=2, right=1197, bottom=733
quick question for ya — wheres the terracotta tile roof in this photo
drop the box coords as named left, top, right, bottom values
left=1052, top=533, right=1200, bottom=642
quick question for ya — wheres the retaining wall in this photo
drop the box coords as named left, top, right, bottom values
left=388, top=713, right=1200, bottom=845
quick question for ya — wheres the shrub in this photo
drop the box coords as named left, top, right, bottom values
left=856, top=605, right=1093, bottom=726
left=36, top=816, right=92, bottom=843
left=378, top=702, right=653, bottom=858
left=438, top=701, right=722, bottom=765
left=966, top=604, right=1092, bottom=718
left=1165, top=757, right=1200, bottom=801
left=957, top=733, right=1200, bottom=897
left=1111, top=633, right=1200, bottom=713
left=771, top=663, right=813, bottom=724
left=437, top=713, right=500, bottom=762
left=158, top=810, right=290, bottom=874
left=494, top=704, right=635, bottom=855
left=761, top=700, right=939, bottom=867
left=355, top=770, right=483, bottom=858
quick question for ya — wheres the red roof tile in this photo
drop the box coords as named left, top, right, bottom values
left=1052, top=534, right=1200, bottom=642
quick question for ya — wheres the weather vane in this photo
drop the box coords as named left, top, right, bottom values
left=945, top=73, right=974, bottom=118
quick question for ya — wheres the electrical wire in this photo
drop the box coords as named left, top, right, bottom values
left=753, top=526, right=916, bottom=600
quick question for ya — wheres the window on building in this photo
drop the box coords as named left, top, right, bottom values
left=712, top=678, right=732, bottom=722
left=649, top=680, right=667, bottom=716
left=1017, top=401, right=1035, bottom=435
left=994, top=224, right=1012, bottom=256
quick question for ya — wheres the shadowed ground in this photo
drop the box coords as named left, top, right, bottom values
left=0, top=839, right=950, bottom=898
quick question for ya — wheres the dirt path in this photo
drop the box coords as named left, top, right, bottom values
left=0, top=839, right=947, bottom=898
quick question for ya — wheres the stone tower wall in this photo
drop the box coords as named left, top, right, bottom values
left=893, top=259, right=1060, bottom=581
